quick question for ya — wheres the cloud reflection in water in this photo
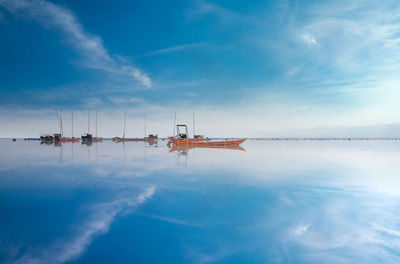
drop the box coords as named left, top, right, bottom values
left=0, top=139, right=400, bottom=263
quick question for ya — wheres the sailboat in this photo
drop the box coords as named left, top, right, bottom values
left=81, top=110, right=93, bottom=144
left=40, top=110, right=60, bottom=143
left=41, top=110, right=78, bottom=143
left=113, top=111, right=134, bottom=142
left=143, top=114, right=158, bottom=143
left=113, top=112, right=158, bottom=142
left=59, top=111, right=79, bottom=142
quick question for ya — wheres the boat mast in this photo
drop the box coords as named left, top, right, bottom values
left=95, top=110, right=98, bottom=138
left=55, top=110, right=60, bottom=134
left=60, top=111, right=63, bottom=136
left=87, top=109, right=90, bottom=135
left=71, top=111, right=74, bottom=138
left=123, top=111, right=126, bottom=139
left=193, top=112, right=195, bottom=137
left=144, top=113, right=147, bottom=138
left=173, top=112, right=176, bottom=137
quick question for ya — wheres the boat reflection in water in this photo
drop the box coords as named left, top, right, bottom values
left=5, top=139, right=400, bottom=263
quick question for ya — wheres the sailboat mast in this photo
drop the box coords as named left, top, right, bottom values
left=71, top=111, right=74, bottom=138
left=144, top=113, right=147, bottom=138
left=173, top=112, right=176, bottom=137
left=95, top=110, right=98, bottom=138
left=60, top=111, right=63, bottom=136
left=193, top=112, right=195, bottom=137
left=87, top=110, right=90, bottom=134
left=123, top=111, right=126, bottom=139
left=55, top=110, right=60, bottom=134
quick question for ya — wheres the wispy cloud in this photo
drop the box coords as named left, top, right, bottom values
left=109, top=96, right=144, bottom=105
left=0, top=0, right=152, bottom=88
left=291, top=1, right=400, bottom=76
left=300, top=33, right=318, bottom=46
left=138, top=43, right=206, bottom=57
left=187, top=0, right=244, bottom=23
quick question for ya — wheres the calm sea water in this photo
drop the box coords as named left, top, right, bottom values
left=1, top=139, right=400, bottom=263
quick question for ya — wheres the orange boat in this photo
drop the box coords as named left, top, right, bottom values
left=169, top=137, right=246, bottom=147
left=60, top=137, right=79, bottom=143
left=169, top=144, right=246, bottom=152
left=168, top=124, right=246, bottom=147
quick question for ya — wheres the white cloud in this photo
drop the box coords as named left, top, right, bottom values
left=129, top=97, right=144, bottom=103
left=84, top=97, right=103, bottom=108
left=300, top=33, right=318, bottom=46
left=132, top=69, right=152, bottom=88
left=293, top=224, right=310, bottom=237
left=0, top=0, right=152, bottom=88
left=188, top=0, right=245, bottom=23
left=138, top=43, right=206, bottom=57
left=285, top=65, right=303, bottom=77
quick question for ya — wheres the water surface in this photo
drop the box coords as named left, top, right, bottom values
left=1, top=139, right=400, bottom=263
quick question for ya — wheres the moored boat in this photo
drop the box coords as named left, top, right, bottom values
left=81, top=133, right=93, bottom=143
left=40, top=134, right=54, bottom=142
left=169, top=144, right=246, bottom=152
left=168, top=124, right=246, bottom=147
left=169, top=137, right=246, bottom=147
left=144, top=134, right=158, bottom=143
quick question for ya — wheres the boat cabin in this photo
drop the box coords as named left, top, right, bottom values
left=176, top=124, right=188, bottom=139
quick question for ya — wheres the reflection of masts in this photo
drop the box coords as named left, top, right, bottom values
left=87, top=143, right=90, bottom=167
left=59, top=143, right=63, bottom=165
left=123, top=142, right=126, bottom=165
left=144, top=141, right=146, bottom=166
left=95, top=139, right=98, bottom=166
left=71, top=140, right=74, bottom=166
left=176, top=149, right=188, bottom=167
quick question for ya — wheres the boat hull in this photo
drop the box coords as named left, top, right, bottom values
left=113, top=137, right=158, bottom=143
left=168, top=137, right=246, bottom=147
left=169, top=144, right=246, bottom=152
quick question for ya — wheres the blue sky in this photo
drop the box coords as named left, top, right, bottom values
left=1, top=0, right=400, bottom=137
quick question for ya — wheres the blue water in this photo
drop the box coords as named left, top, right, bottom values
left=1, top=139, right=400, bottom=263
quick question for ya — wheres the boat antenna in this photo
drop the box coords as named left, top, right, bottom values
left=144, top=113, right=147, bottom=138
left=60, top=111, right=63, bottom=136
left=71, top=111, right=74, bottom=138
left=95, top=110, right=98, bottom=138
left=193, top=112, right=195, bottom=137
left=123, top=111, right=126, bottom=139
left=55, top=110, right=60, bottom=134
left=173, top=112, right=176, bottom=137
left=87, top=109, right=90, bottom=134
